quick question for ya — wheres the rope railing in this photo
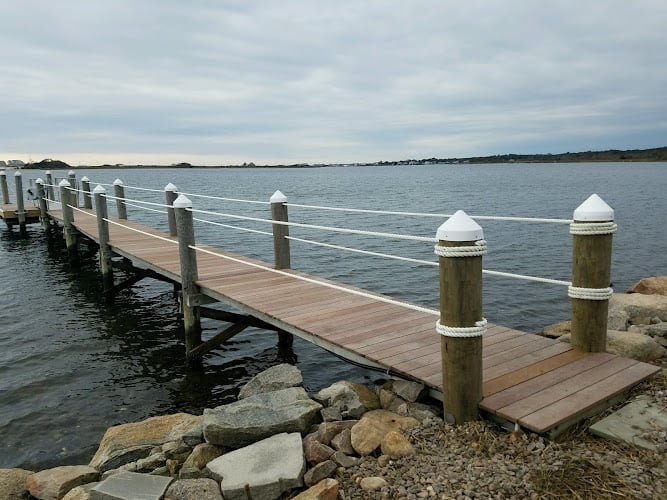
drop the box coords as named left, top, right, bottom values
left=193, top=217, right=273, bottom=237
left=180, top=191, right=269, bottom=205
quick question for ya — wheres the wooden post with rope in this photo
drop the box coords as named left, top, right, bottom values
left=35, top=178, right=50, bottom=232
left=59, top=179, right=79, bottom=266
left=435, top=210, right=486, bottom=424
left=68, top=170, right=78, bottom=208
left=113, top=179, right=128, bottom=220
left=81, top=176, right=93, bottom=209
left=45, top=170, right=55, bottom=203
left=569, top=194, right=615, bottom=352
left=165, top=183, right=178, bottom=237
left=14, top=171, right=27, bottom=234
left=270, top=190, right=291, bottom=269
left=93, top=185, right=114, bottom=294
left=0, top=171, right=9, bottom=204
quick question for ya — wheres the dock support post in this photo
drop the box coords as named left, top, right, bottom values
left=68, top=170, right=78, bottom=207
left=81, top=177, right=93, bottom=209
left=93, top=185, right=114, bottom=294
left=59, top=179, right=79, bottom=266
left=0, top=171, right=9, bottom=204
left=435, top=210, right=486, bottom=424
left=270, top=190, right=291, bottom=269
left=113, top=179, right=127, bottom=220
left=14, top=171, right=27, bottom=234
left=36, top=178, right=50, bottom=232
left=569, top=194, right=616, bottom=352
left=165, top=183, right=178, bottom=237
left=45, top=171, right=55, bottom=203
left=174, top=194, right=202, bottom=362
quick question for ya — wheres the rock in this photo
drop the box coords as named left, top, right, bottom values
left=315, top=381, right=380, bottom=418
left=559, top=330, right=666, bottom=362
left=319, top=406, right=342, bottom=422
left=89, top=471, right=173, bottom=499
left=391, top=380, right=427, bottom=403
left=380, top=431, right=415, bottom=458
left=177, top=468, right=203, bottom=480
left=351, top=410, right=419, bottom=456
left=629, top=322, right=667, bottom=339
left=292, top=478, right=339, bottom=500
left=180, top=443, right=223, bottom=471
left=303, top=434, right=335, bottom=465
left=396, top=402, right=442, bottom=423
left=330, top=428, right=355, bottom=455
left=0, top=468, right=32, bottom=499
left=26, top=466, right=99, bottom=500
left=541, top=320, right=571, bottom=338
left=237, top=363, right=303, bottom=399
left=331, top=451, right=358, bottom=468
left=303, top=460, right=337, bottom=487
left=89, top=413, right=203, bottom=472
left=164, top=478, right=222, bottom=500
left=359, top=476, right=388, bottom=492
left=608, top=293, right=667, bottom=330
left=206, top=432, right=305, bottom=500
left=135, top=452, right=166, bottom=472
left=162, top=440, right=192, bottom=460
left=379, top=388, right=397, bottom=410
left=203, top=387, right=322, bottom=448
left=61, top=483, right=96, bottom=500
left=627, top=276, right=667, bottom=295
left=315, top=420, right=358, bottom=446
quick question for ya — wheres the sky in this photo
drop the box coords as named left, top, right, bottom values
left=1, top=0, right=666, bottom=166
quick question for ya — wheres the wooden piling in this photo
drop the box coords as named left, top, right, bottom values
left=36, top=178, right=50, bottom=232
left=270, top=190, right=291, bottom=269
left=174, top=194, right=202, bottom=359
left=14, top=172, right=27, bottom=234
left=570, top=194, right=615, bottom=352
left=81, top=177, right=93, bottom=209
left=45, top=171, right=55, bottom=203
left=165, top=183, right=178, bottom=237
left=68, top=170, right=78, bottom=207
left=0, top=171, right=9, bottom=204
left=93, top=185, right=114, bottom=293
left=435, top=210, right=486, bottom=424
left=113, top=179, right=128, bottom=220
left=59, top=179, right=79, bottom=265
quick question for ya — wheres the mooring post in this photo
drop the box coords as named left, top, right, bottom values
left=0, top=171, right=9, bottom=204
left=14, top=171, right=27, bottom=234
left=173, top=194, right=202, bottom=360
left=81, top=176, right=93, bottom=209
left=45, top=170, right=55, bottom=203
left=165, top=183, right=178, bottom=237
left=93, top=185, right=114, bottom=294
left=59, top=179, right=79, bottom=266
left=270, top=190, right=291, bottom=269
left=113, top=179, right=128, bottom=220
left=569, top=194, right=616, bottom=352
left=435, top=210, right=486, bottom=424
left=68, top=170, right=78, bottom=207
left=35, top=178, right=50, bottom=232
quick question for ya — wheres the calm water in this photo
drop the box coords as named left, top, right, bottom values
left=1, top=163, right=665, bottom=469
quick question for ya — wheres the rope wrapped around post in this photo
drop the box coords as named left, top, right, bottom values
left=435, top=210, right=486, bottom=424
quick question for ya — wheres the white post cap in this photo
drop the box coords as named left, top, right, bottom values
left=45, top=170, right=51, bottom=175
left=93, top=184, right=106, bottom=194
left=68, top=170, right=76, bottom=176
left=164, top=182, right=178, bottom=192
left=270, top=190, right=287, bottom=203
left=436, top=210, right=484, bottom=241
left=59, top=179, right=71, bottom=187
left=36, top=178, right=44, bottom=184
left=173, top=194, right=192, bottom=208
left=573, top=194, right=614, bottom=221
left=81, top=176, right=90, bottom=182
left=0, top=171, right=5, bottom=176
left=113, top=178, right=124, bottom=186
left=14, top=170, right=22, bottom=177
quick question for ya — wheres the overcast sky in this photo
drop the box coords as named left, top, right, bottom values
left=1, top=1, right=665, bottom=165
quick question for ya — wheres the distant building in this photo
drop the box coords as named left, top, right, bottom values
left=0, top=160, right=6, bottom=168
left=7, top=159, right=25, bottom=168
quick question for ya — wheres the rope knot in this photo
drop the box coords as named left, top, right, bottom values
left=434, top=240, right=487, bottom=258
left=436, top=318, right=487, bottom=338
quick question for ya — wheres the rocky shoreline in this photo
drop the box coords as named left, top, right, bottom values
left=1, top=278, right=665, bottom=500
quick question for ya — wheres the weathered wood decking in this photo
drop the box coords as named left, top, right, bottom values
left=0, top=204, right=41, bottom=226
left=48, top=208, right=660, bottom=436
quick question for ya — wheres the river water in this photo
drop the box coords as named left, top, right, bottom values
left=0, top=162, right=665, bottom=469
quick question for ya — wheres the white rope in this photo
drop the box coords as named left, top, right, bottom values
left=287, top=202, right=572, bottom=224
left=569, top=222, right=617, bottom=235
left=123, top=201, right=167, bottom=215
left=188, top=207, right=436, bottom=242
left=190, top=244, right=440, bottom=316
left=69, top=205, right=97, bottom=217
left=121, top=184, right=165, bottom=194
left=193, top=217, right=274, bottom=237
left=436, top=318, right=487, bottom=338
left=180, top=191, right=269, bottom=205
left=103, top=194, right=171, bottom=210
left=568, top=286, right=614, bottom=300
left=434, top=240, right=487, bottom=257
left=482, top=269, right=571, bottom=286
left=103, top=218, right=179, bottom=245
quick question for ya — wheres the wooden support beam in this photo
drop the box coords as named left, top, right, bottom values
left=186, top=316, right=253, bottom=361
left=200, top=306, right=280, bottom=331
left=104, top=274, right=146, bottom=297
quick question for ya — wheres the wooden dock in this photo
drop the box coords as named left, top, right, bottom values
left=46, top=206, right=660, bottom=437
left=0, top=204, right=41, bottom=227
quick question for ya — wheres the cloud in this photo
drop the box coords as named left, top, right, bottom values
left=1, top=1, right=666, bottom=164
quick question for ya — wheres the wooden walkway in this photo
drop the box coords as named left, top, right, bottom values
left=47, top=208, right=660, bottom=436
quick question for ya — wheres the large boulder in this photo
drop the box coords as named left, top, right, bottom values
left=559, top=330, right=666, bottom=362
left=314, top=381, right=380, bottom=419
left=627, top=276, right=667, bottom=295
left=164, top=478, right=222, bottom=500
left=25, top=466, right=99, bottom=500
left=89, top=471, right=173, bottom=499
left=238, top=363, right=303, bottom=399
left=89, top=413, right=203, bottom=472
left=203, top=387, right=322, bottom=448
left=350, top=410, right=418, bottom=456
left=0, top=468, right=32, bottom=499
left=206, top=432, right=305, bottom=500
left=608, top=293, right=667, bottom=330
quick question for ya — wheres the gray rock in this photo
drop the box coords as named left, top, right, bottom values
left=89, top=471, right=173, bottom=500
left=304, top=460, right=337, bottom=487
left=629, top=322, right=667, bottom=339
left=206, top=432, right=305, bottom=500
left=181, top=443, right=224, bottom=470
left=331, top=451, right=358, bottom=468
left=391, top=380, right=426, bottom=403
left=62, top=483, right=98, bottom=500
left=320, top=406, right=342, bottom=422
left=396, top=402, right=442, bottom=423
left=238, top=363, right=303, bottom=399
left=164, top=478, right=222, bottom=500
left=203, top=387, right=322, bottom=448
left=559, top=330, right=666, bottom=362
left=315, top=381, right=380, bottom=419
left=26, top=465, right=99, bottom=500
left=0, top=468, right=32, bottom=499
left=608, top=293, right=667, bottom=330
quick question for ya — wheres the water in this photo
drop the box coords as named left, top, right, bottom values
left=0, top=162, right=665, bottom=469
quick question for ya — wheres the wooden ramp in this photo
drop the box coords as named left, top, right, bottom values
left=49, top=208, right=660, bottom=436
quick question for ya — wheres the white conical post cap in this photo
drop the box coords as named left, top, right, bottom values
left=0, top=171, right=5, bottom=176
left=93, top=184, right=106, bottom=194
left=59, top=179, right=70, bottom=187
left=113, top=178, right=123, bottom=186
left=68, top=170, right=75, bottom=176
left=173, top=194, right=192, bottom=208
left=14, top=170, right=22, bottom=177
left=36, top=178, right=44, bottom=184
left=45, top=170, right=51, bottom=175
left=164, top=182, right=178, bottom=192
left=436, top=210, right=484, bottom=241
left=81, top=176, right=89, bottom=182
left=573, top=194, right=614, bottom=221
left=270, top=190, right=287, bottom=203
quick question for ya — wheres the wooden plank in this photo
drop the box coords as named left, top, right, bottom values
left=482, top=336, right=557, bottom=368
left=483, top=342, right=575, bottom=381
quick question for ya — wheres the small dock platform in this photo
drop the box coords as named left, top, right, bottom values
left=0, top=204, right=41, bottom=227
